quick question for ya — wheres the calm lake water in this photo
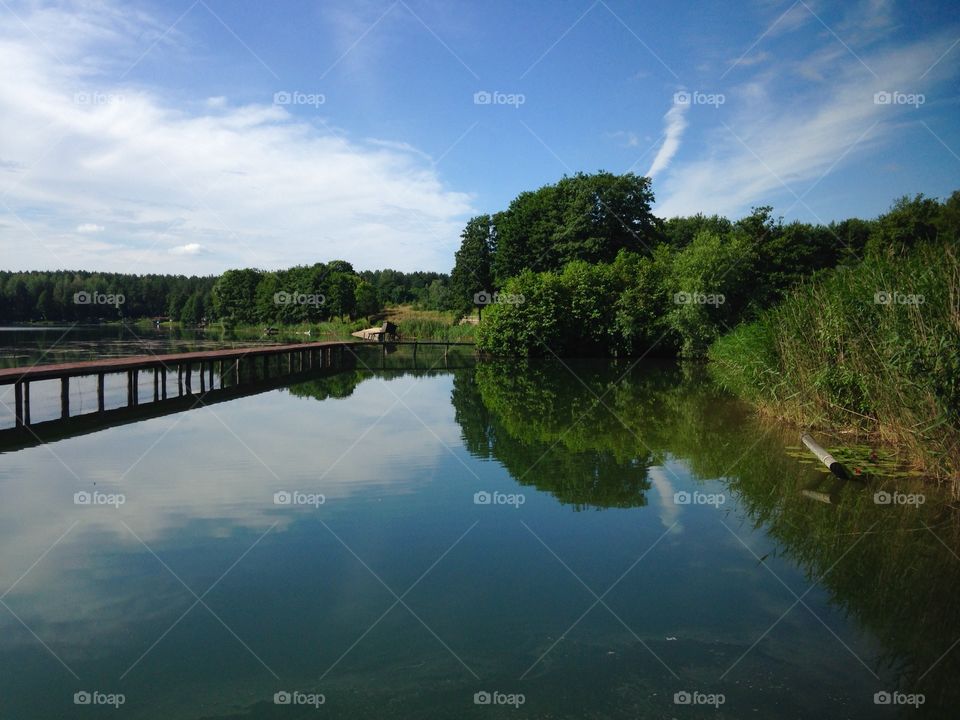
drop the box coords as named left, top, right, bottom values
left=0, top=328, right=957, bottom=718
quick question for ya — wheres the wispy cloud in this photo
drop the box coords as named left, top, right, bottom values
left=654, top=12, right=958, bottom=219
left=646, top=102, right=689, bottom=178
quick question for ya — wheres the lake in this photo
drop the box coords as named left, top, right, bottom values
left=0, top=328, right=957, bottom=718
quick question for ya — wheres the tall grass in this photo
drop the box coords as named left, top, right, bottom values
left=709, top=243, right=960, bottom=485
left=216, top=307, right=476, bottom=343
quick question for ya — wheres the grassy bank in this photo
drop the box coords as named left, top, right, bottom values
left=708, top=242, right=960, bottom=485
left=376, top=305, right=477, bottom=342
left=208, top=306, right=476, bottom=343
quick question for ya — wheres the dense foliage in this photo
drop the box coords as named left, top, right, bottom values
left=473, top=190, right=959, bottom=358
left=0, top=263, right=453, bottom=325
left=709, top=241, right=960, bottom=478
left=0, top=271, right=216, bottom=323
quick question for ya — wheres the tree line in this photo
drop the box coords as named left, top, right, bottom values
left=0, top=271, right=217, bottom=324
left=454, top=171, right=958, bottom=356
left=0, top=264, right=452, bottom=325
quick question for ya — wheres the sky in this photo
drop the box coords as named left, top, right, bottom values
left=0, top=0, right=957, bottom=274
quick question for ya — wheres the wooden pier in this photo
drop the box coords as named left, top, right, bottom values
left=0, top=339, right=475, bottom=435
left=0, top=340, right=357, bottom=430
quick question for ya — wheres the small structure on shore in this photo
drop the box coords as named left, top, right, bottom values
left=351, top=321, right=400, bottom=342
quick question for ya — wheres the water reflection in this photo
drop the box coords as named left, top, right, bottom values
left=454, top=358, right=960, bottom=714
left=0, top=358, right=956, bottom=718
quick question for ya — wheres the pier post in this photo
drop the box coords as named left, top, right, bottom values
left=60, top=377, right=69, bottom=419
left=185, top=363, right=192, bottom=394
left=177, top=364, right=183, bottom=396
left=97, top=373, right=105, bottom=412
left=209, top=362, right=214, bottom=390
left=153, top=367, right=160, bottom=402
left=23, top=381, right=30, bottom=426
left=200, top=361, right=206, bottom=393
left=161, top=369, right=167, bottom=400
left=217, top=361, right=223, bottom=389
left=14, top=381, right=23, bottom=428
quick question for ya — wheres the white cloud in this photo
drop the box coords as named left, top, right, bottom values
left=646, top=102, right=689, bottom=178
left=75, top=222, right=104, bottom=233
left=0, top=1, right=473, bottom=274
left=170, top=242, right=202, bottom=255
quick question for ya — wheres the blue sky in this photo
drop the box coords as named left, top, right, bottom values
left=0, top=0, right=957, bottom=273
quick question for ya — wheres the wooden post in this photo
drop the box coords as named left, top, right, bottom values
left=177, top=363, right=184, bottom=396
left=97, top=373, right=105, bottom=412
left=200, top=361, right=206, bottom=393
left=217, top=360, right=223, bottom=389
left=153, top=367, right=160, bottom=402
left=161, top=369, right=167, bottom=400
left=23, top=381, right=30, bottom=426
left=185, top=363, right=192, bottom=394
left=209, top=362, right=214, bottom=389
left=801, top=433, right=850, bottom=479
left=14, top=381, right=23, bottom=428
left=60, top=377, right=69, bottom=419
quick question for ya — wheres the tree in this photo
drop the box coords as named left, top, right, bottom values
left=490, top=172, right=659, bottom=283
left=867, top=194, right=941, bottom=255
left=449, top=215, right=494, bottom=318
left=179, top=292, right=205, bottom=324
left=212, top=269, right=263, bottom=325
left=354, top=280, right=380, bottom=318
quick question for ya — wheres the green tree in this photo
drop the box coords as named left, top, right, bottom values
left=449, top=215, right=494, bottom=318
left=212, top=269, right=263, bottom=325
